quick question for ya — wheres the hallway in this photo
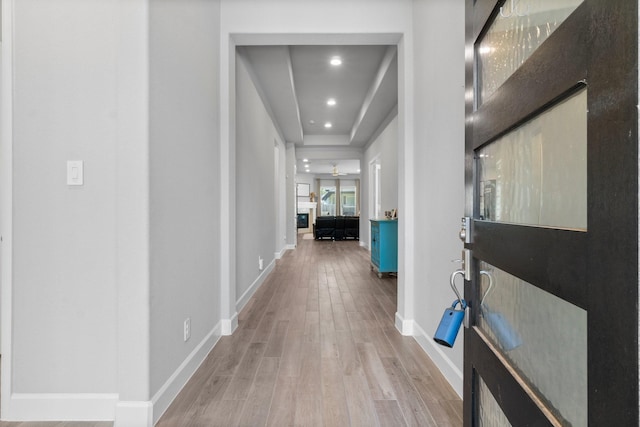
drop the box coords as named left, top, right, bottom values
left=157, top=237, right=461, bottom=426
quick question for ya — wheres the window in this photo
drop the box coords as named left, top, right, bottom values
left=320, top=186, right=336, bottom=216
left=340, top=185, right=357, bottom=216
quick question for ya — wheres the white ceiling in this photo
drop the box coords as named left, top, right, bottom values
left=239, top=44, right=398, bottom=177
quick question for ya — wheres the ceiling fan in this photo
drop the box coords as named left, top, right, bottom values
left=332, top=164, right=348, bottom=176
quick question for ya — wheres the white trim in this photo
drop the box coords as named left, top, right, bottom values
left=114, top=401, right=153, bottom=427
left=412, top=320, right=464, bottom=398
left=395, top=311, right=413, bottom=335
left=151, top=323, right=222, bottom=424
left=396, top=33, right=416, bottom=348
left=220, top=28, right=414, bottom=398
left=275, top=245, right=290, bottom=260
left=8, top=393, right=119, bottom=421
left=221, top=312, right=238, bottom=336
left=236, top=258, right=275, bottom=314
left=1, top=0, right=14, bottom=419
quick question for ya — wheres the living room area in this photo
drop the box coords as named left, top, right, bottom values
left=296, top=170, right=362, bottom=241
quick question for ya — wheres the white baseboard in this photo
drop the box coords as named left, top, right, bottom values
left=114, top=401, right=153, bottom=427
left=395, top=312, right=414, bottom=335
left=236, top=258, right=275, bottom=314
left=275, top=245, right=292, bottom=260
left=151, top=323, right=222, bottom=424
left=285, top=244, right=296, bottom=251
left=412, top=320, right=463, bottom=398
left=7, top=393, right=118, bottom=421
left=221, top=312, right=238, bottom=336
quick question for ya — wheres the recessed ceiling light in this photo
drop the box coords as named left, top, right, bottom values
left=357, top=169, right=361, bottom=173
left=303, top=159, right=309, bottom=163
left=330, top=56, right=342, bottom=66
left=324, top=122, right=332, bottom=128
left=309, top=120, right=315, bottom=125
left=327, top=98, right=337, bottom=106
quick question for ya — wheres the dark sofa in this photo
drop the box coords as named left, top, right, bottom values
left=314, top=216, right=359, bottom=240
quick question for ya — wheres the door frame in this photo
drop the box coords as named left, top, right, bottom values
left=219, top=30, right=415, bottom=338
left=1, top=0, right=14, bottom=417
left=464, top=0, right=639, bottom=425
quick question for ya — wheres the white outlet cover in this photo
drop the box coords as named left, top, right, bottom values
left=183, top=318, right=191, bottom=341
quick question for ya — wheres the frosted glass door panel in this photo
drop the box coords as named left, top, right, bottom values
left=478, top=376, right=512, bottom=427
left=478, top=0, right=583, bottom=104
left=478, top=262, right=587, bottom=426
left=478, top=90, right=586, bottom=229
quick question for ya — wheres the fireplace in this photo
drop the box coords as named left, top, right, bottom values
left=297, top=213, right=309, bottom=229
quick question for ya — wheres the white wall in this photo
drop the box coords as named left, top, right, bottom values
left=235, top=54, right=285, bottom=308
left=4, top=0, right=223, bottom=422
left=411, top=0, right=466, bottom=395
left=7, top=0, right=126, bottom=420
left=362, top=115, right=399, bottom=245
left=148, top=0, right=221, bottom=421
left=12, top=0, right=119, bottom=395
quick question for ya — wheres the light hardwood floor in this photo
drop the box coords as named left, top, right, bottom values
left=1, top=237, right=462, bottom=426
left=158, top=237, right=462, bottom=426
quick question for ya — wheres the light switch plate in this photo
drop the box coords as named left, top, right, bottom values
left=67, top=160, right=84, bottom=186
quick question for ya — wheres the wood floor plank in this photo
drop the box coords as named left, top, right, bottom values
left=336, top=329, right=362, bottom=375
left=332, top=302, right=351, bottom=331
left=303, top=310, right=320, bottom=343
left=341, top=290, right=358, bottom=312
left=278, top=326, right=304, bottom=377
left=347, top=310, right=375, bottom=343
left=213, top=327, right=256, bottom=376
left=343, top=366, right=380, bottom=427
left=381, top=357, right=438, bottom=427
left=320, top=357, right=351, bottom=426
left=264, top=319, right=289, bottom=357
left=296, top=341, right=322, bottom=398
left=321, top=325, right=340, bottom=359
left=222, top=341, right=267, bottom=400
left=374, top=400, right=409, bottom=427
left=423, top=399, right=464, bottom=427
left=266, top=376, right=297, bottom=427
left=201, top=399, right=245, bottom=427
left=357, top=342, right=396, bottom=400
left=252, top=309, right=277, bottom=343
left=236, top=357, right=279, bottom=427
left=294, top=398, right=324, bottom=426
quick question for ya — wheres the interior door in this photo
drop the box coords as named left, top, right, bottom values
left=464, top=1, right=638, bottom=425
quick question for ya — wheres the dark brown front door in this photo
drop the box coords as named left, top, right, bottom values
left=464, top=0, right=638, bottom=425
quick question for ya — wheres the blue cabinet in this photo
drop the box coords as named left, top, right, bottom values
left=370, top=219, right=398, bottom=277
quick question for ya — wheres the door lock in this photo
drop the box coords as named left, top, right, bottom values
left=459, top=217, right=472, bottom=244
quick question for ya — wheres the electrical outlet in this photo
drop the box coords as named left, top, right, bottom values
left=183, top=318, right=191, bottom=342
left=258, top=256, right=264, bottom=271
